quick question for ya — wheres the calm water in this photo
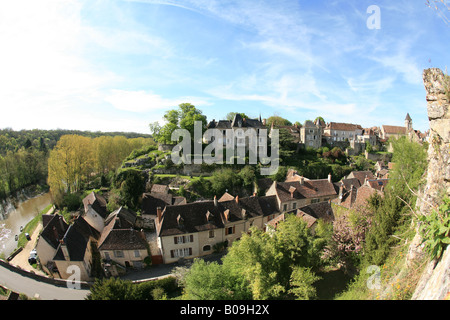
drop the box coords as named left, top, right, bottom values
left=0, top=192, right=53, bottom=257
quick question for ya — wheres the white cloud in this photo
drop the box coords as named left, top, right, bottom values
left=104, top=89, right=211, bottom=113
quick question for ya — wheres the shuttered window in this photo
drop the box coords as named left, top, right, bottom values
left=170, top=248, right=192, bottom=258
left=174, top=235, right=194, bottom=244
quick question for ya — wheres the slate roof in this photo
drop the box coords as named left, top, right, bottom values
left=270, top=179, right=337, bottom=203
left=157, top=195, right=279, bottom=237
left=267, top=201, right=334, bottom=229
left=206, top=114, right=264, bottom=130
left=333, top=184, right=383, bottom=210
left=104, top=206, right=137, bottom=228
left=141, top=192, right=187, bottom=215
left=53, top=216, right=99, bottom=261
left=82, top=191, right=108, bottom=218
left=97, top=217, right=147, bottom=251
left=150, top=184, right=169, bottom=194
left=346, top=171, right=376, bottom=186
left=40, top=214, right=69, bottom=249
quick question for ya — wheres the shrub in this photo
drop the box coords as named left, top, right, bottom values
left=418, top=197, right=450, bottom=261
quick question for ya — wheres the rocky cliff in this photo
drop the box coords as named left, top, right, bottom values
left=407, top=68, right=450, bottom=300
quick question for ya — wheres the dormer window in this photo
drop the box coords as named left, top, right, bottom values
left=177, top=214, right=184, bottom=226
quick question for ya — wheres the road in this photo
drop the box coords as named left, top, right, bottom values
left=0, top=263, right=89, bottom=300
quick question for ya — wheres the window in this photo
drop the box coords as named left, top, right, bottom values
left=114, top=250, right=124, bottom=258
left=134, top=250, right=140, bottom=258
left=292, top=202, right=297, bottom=209
left=203, top=245, right=211, bottom=252
left=170, top=248, right=192, bottom=258
left=174, top=235, right=194, bottom=244
left=225, top=226, right=235, bottom=235
left=283, top=204, right=287, bottom=211
left=209, top=230, right=215, bottom=238
left=104, top=252, right=110, bottom=260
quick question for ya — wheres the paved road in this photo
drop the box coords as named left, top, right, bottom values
left=0, top=264, right=89, bottom=300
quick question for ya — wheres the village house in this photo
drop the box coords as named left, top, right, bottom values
left=323, top=122, right=363, bottom=144
left=36, top=214, right=100, bottom=281
left=154, top=194, right=279, bottom=264
left=266, top=173, right=338, bottom=212
left=141, top=186, right=187, bottom=231
left=333, top=183, right=383, bottom=211
left=82, top=191, right=108, bottom=233
left=97, top=213, right=149, bottom=276
left=266, top=201, right=335, bottom=233
left=345, top=170, right=376, bottom=186
left=35, top=214, right=69, bottom=276
left=52, top=216, right=100, bottom=281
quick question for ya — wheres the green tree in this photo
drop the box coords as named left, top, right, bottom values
left=183, top=259, right=251, bottom=300
left=210, top=167, right=242, bottom=196
left=266, top=115, right=292, bottom=127
left=289, top=266, right=321, bottom=300
left=364, top=137, right=427, bottom=265
left=86, top=278, right=138, bottom=300
left=226, top=112, right=249, bottom=121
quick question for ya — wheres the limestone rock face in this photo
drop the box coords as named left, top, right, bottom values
left=410, top=68, right=450, bottom=300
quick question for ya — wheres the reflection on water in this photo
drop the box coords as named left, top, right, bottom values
left=0, top=192, right=52, bottom=257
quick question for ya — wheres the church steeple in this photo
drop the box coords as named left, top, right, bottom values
left=405, top=113, right=412, bottom=131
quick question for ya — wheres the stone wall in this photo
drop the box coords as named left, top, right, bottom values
left=408, top=68, right=450, bottom=300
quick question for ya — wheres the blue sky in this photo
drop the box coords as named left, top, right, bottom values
left=0, top=0, right=449, bottom=134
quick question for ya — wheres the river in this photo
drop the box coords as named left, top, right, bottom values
left=0, top=192, right=53, bottom=257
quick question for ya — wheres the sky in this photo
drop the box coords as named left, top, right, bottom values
left=0, top=0, right=449, bottom=134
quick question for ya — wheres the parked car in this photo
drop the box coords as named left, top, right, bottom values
left=25, top=233, right=31, bottom=241
left=28, top=249, right=37, bottom=264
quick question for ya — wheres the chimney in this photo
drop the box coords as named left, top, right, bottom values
left=60, top=239, right=70, bottom=261
left=214, top=195, right=218, bottom=207
left=328, top=173, right=332, bottom=183
left=224, top=209, right=230, bottom=222
left=59, top=215, right=65, bottom=232
left=262, top=118, right=267, bottom=126
left=156, top=207, right=162, bottom=223
left=139, top=229, right=146, bottom=242
left=299, top=176, right=304, bottom=185
left=289, top=186, right=296, bottom=198
left=338, top=184, right=344, bottom=204
left=235, top=195, right=239, bottom=204
left=53, top=226, right=59, bottom=241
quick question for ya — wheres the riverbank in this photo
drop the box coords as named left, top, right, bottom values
left=0, top=184, right=50, bottom=220
left=9, top=205, right=54, bottom=276
left=0, top=191, right=53, bottom=258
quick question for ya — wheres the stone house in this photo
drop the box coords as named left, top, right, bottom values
left=36, top=214, right=100, bottom=281
left=97, top=215, right=149, bottom=276
left=141, top=190, right=187, bottom=231
left=52, top=216, right=100, bottom=281
left=332, top=184, right=383, bottom=211
left=300, top=120, right=322, bottom=149
left=155, top=194, right=279, bottom=264
left=265, top=174, right=338, bottom=213
left=82, top=191, right=108, bottom=233
left=267, top=201, right=335, bottom=233
left=323, top=122, right=363, bottom=144
left=35, top=214, right=69, bottom=276
left=346, top=170, right=376, bottom=186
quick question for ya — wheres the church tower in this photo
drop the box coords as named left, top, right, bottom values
left=405, top=113, right=412, bottom=131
